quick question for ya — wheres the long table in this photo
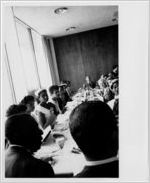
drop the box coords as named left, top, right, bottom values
left=34, top=89, right=103, bottom=176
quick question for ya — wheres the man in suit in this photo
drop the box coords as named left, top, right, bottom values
left=69, top=101, right=118, bottom=177
left=5, top=114, right=54, bottom=177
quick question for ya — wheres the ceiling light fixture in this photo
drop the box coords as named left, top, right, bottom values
left=66, top=27, right=76, bottom=32
left=54, top=7, right=68, bottom=15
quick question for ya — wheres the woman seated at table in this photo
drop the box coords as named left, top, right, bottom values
left=35, top=89, right=56, bottom=130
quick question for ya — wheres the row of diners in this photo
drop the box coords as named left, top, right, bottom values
left=5, top=65, right=119, bottom=177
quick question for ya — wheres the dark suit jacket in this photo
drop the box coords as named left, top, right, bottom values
left=5, top=146, right=54, bottom=178
left=76, top=160, right=119, bottom=177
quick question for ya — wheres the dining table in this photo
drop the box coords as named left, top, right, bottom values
left=34, top=88, right=103, bottom=176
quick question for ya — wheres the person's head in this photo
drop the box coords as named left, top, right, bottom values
left=20, top=95, right=35, bottom=114
left=66, top=81, right=71, bottom=87
left=36, top=89, right=48, bottom=104
left=5, top=114, right=43, bottom=153
left=111, top=80, right=119, bottom=96
left=49, top=85, right=59, bottom=100
left=69, top=101, right=118, bottom=161
left=6, top=104, right=27, bottom=117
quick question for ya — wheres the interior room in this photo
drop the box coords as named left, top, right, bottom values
left=2, top=5, right=119, bottom=178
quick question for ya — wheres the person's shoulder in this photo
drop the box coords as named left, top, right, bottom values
left=76, top=160, right=119, bottom=177
left=30, top=156, right=55, bottom=176
left=32, top=156, right=50, bottom=167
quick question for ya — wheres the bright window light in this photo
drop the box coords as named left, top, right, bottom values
left=16, top=21, right=40, bottom=92
left=31, top=30, right=52, bottom=89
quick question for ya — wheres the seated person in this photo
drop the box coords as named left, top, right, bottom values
left=5, top=114, right=54, bottom=177
left=20, top=95, right=35, bottom=115
left=5, top=104, right=27, bottom=149
left=48, top=85, right=64, bottom=114
left=59, top=83, right=71, bottom=107
left=63, top=80, right=74, bottom=98
left=69, top=101, right=118, bottom=177
left=83, top=76, right=95, bottom=90
left=108, top=79, right=119, bottom=119
left=35, top=89, right=56, bottom=130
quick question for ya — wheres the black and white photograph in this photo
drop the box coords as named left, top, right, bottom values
left=1, top=1, right=149, bottom=182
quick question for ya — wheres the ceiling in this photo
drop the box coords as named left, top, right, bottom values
left=13, top=6, right=118, bottom=38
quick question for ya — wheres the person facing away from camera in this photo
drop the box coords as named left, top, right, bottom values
left=69, top=101, right=118, bottom=177
left=5, top=104, right=27, bottom=149
left=6, top=104, right=27, bottom=117
left=5, top=114, right=54, bottom=177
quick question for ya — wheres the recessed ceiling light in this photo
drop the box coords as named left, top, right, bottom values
left=54, top=7, right=68, bottom=15
left=66, top=27, right=76, bottom=32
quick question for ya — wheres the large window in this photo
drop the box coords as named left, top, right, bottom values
left=2, top=7, right=53, bottom=119
left=31, top=30, right=52, bottom=88
left=2, top=46, right=16, bottom=121
left=15, top=21, right=40, bottom=91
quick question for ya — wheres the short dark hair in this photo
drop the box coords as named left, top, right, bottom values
left=6, top=104, right=27, bottom=117
left=5, top=114, right=42, bottom=153
left=69, top=101, right=118, bottom=160
left=37, top=89, right=47, bottom=97
left=49, top=85, right=59, bottom=95
left=20, top=95, right=35, bottom=105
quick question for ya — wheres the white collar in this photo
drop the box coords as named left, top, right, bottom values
left=85, top=156, right=118, bottom=166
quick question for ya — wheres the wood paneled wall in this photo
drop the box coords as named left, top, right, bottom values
left=53, top=25, right=118, bottom=91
